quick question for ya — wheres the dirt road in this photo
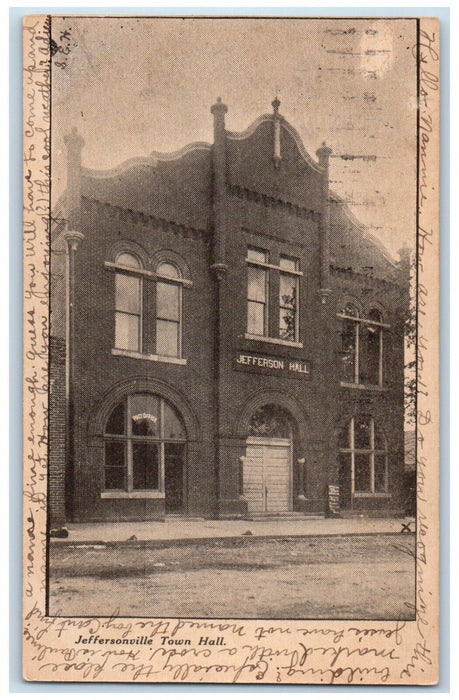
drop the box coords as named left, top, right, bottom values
left=49, top=534, right=415, bottom=620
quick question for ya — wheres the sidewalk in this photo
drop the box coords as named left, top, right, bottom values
left=51, top=516, right=416, bottom=546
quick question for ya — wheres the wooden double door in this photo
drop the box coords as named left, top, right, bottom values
left=243, top=437, right=292, bottom=514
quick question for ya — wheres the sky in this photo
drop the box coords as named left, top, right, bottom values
left=51, top=16, right=418, bottom=258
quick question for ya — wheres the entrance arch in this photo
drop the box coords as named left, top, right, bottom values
left=234, top=392, right=309, bottom=515
left=245, top=404, right=294, bottom=513
left=233, top=389, right=309, bottom=443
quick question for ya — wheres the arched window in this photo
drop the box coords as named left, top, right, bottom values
left=365, top=309, right=383, bottom=386
left=340, top=303, right=359, bottom=384
left=103, top=393, right=186, bottom=495
left=114, top=252, right=142, bottom=352
left=338, top=303, right=386, bottom=387
left=116, top=252, right=141, bottom=269
left=339, top=415, right=388, bottom=496
left=156, top=262, right=181, bottom=358
left=107, top=250, right=191, bottom=362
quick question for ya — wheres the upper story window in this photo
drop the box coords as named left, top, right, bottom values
left=366, top=309, right=383, bottom=386
left=246, top=246, right=302, bottom=345
left=338, top=303, right=387, bottom=387
left=106, top=248, right=191, bottom=363
left=156, top=262, right=181, bottom=358
left=247, top=248, right=269, bottom=337
left=114, top=252, right=142, bottom=352
left=279, top=256, right=299, bottom=342
left=340, top=303, right=359, bottom=384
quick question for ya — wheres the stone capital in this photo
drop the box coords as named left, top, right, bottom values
left=317, top=287, right=332, bottom=304
left=63, top=230, right=85, bottom=253
left=210, top=263, right=228, bottom=281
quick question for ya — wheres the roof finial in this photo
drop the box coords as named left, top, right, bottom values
left=211, top=97, right=228, bottom=118
left=316, top=141, right=332, bottom=168
left=272, top=98, right=282, bottom=169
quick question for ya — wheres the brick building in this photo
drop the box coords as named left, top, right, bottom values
left=49, top=99, right=409, bottom=525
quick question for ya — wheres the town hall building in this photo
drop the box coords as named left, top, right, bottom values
left=49, top=99, right=410, bottom=525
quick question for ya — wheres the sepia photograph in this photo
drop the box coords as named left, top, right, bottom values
left=23, top=13, right=440, bottom=684
left=44, top=15, right=419, bottom=621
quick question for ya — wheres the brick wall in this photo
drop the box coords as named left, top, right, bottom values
left=48, top=336, right=66, bottom=526
left=52, top=112, right=408, bottom=521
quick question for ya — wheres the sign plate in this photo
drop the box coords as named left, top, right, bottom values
left=327, top=484, right=340, bottom=517
left=233, top=352, right=311, bottom=378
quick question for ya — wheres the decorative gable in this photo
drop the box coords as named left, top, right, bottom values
left=226, top=112, right=325, bottom=212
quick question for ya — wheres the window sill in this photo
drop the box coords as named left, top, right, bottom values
left=245, top=258, right=303, bottom=276
left=340, top=382, right=385, bottom=391
left=101, top=491, right=165, bottom=500
left=112, top=349, right=187, bottom=365
left=105, top=261, right=192, bottom=288
left=353, top=493, right=391, bottom=498
left=244, top=333, right=303, bottom=349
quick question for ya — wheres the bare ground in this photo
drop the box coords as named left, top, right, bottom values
left=49, top=534, right=416, bottom=620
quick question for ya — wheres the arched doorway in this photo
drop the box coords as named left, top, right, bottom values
left=243, top=404, right=294, bottom=514
left=103, top=392, right=187, bottom=513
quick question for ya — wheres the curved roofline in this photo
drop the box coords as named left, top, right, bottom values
left=81, top=142, right=212, bottom=179
left=226, top=114, right=324, bottom=174
left=330, top=189, right=398, bottom=269
left=82, top=157, right=158, bottom=179
left=225, top=113, right=272, bottom=140
left=150, top=141, right=212, bottom=160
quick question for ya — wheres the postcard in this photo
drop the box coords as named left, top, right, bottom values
left=23, top=14, right=439, bottom=684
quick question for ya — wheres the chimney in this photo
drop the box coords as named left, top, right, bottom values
left=398, top=244, right=411, bottom=269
